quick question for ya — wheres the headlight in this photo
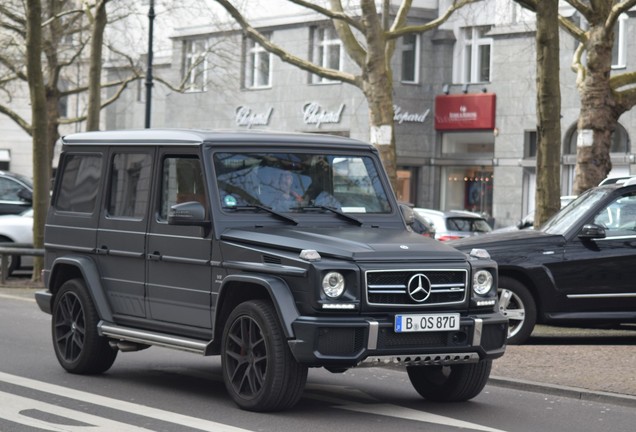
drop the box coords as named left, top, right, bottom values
left=472, top=270, right=493, bottom=295
left=322, top=272, right=345, bottom=298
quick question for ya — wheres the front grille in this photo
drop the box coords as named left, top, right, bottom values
left=366, top=269, right=467, bottom=306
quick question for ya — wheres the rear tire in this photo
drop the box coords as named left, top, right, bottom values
left=52, top=278, right=117, bottom=374
left=407, top=360, right=492, bottom=402
left=222, top=300, right=307, bottom=412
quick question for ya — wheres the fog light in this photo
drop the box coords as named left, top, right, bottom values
left=322, top=272, right=345, bottom=298
left=473, top=270, right=493, bottom=295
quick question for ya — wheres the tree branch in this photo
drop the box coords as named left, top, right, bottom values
left=329, top=0, right=366, bottom=67
left=0, top=103, right=31, bottom=135
left=214, top=0, right=359, bottom=86
left=288, top=0, right=363, bottom=31
left=387, top=0, right=476, bottom=39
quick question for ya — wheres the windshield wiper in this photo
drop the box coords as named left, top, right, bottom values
left=224, top=205, right=298, bottom=225
left=294, top=205, right=363, bottom=226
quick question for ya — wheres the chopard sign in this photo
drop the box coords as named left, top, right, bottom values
left=302, top=102, right=345, bottom=127
left=235, top=106, right=274, bottom=128
left=394, top=105, right=430, bottom=124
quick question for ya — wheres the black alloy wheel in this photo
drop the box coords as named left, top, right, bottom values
left=222, top=300, right=307, bottom=412
left=52, top=278, right=117, bottom=374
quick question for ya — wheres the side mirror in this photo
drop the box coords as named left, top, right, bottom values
left=168, top=201, right=208, bottom=226
left=579, top=223, right=606, bottom=239
left=18, top=188, right=32, bottom=203
left=399, top=204, right=415, bottom=226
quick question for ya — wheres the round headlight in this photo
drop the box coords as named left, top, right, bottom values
left=473, top=270, right=493, bottom=295
left=322, top=272, right=345, bottom=298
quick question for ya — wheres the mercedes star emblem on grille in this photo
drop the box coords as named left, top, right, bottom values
left=407, top=273, right=432, bottom=303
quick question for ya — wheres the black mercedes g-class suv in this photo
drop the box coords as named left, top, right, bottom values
left=35, top=129, right=506, bottom=412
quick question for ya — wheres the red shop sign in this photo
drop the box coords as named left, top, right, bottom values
left=434, top=93, right=496, bottom=131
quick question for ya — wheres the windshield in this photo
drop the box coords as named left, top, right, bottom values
left=213, top=152, right=391, bottom=214
left=541, top=188, right=611, bottom=235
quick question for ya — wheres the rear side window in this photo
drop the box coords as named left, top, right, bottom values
left=108, top=153, right=152, bottom=218
left=55, top=154, right=103, bottom=213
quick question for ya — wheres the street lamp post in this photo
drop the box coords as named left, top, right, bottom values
left=145, top=0, right=155, bottom=128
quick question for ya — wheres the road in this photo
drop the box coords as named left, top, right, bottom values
left=1, top=291, right=635, bottom=432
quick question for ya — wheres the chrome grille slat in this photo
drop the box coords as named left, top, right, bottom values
left=366, top=268, right=467, bottom=307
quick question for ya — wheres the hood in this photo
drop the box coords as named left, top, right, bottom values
left=221, top=226, right=468, bottom=262
left=448, top=229, right=562, bottom=252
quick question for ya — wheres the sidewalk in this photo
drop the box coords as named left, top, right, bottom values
left=491, top=324, right=636, bottom=406
left=3, top=279, right=636, bottom=406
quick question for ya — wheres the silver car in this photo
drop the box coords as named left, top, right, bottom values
left=0, top=208, right=33, bottom=275
left=414, top=208, right=492, bottom=241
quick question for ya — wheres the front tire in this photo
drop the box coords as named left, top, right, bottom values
left=52, top=278, right=117, bottom=374
left=407, top=360, right=492, bottom=402
left=498, top=276, right=537, bottom=344
left=222, top=300, right=308, bottom=412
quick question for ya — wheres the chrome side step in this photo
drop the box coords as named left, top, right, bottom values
left=98, top=321, right=212, bottom=355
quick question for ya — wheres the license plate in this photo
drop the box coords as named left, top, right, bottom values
left=394, top=313, right=460, bottom=333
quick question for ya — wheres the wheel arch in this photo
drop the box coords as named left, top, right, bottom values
left=215, top=274, right=300, bottom=341
left=48, top=256, right=113, bottom=322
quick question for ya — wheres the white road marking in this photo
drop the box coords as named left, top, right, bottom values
left=339, top=403, right=508, bottom=432
left=0, top=390, right=153, bottom=432
left=0, top=371, right=251, bottom=432
left=306, top=382, right=508, bottom=432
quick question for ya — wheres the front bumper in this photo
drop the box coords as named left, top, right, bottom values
left=288, top=311, right=507, bottom=368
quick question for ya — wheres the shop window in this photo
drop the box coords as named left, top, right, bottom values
left=310, top=26, right=342, bottom=84
left=441, top=166, right=493, bottom=216
left=401, top=34, right=420, bottom=84
left=183, top=38, right=208, bottom=92
left=245, top=35, right=272, bottom=89
left=396, top=168, right=415, bottom=203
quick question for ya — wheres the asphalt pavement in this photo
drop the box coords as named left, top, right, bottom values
left=2, top=276, right=635, bottom=407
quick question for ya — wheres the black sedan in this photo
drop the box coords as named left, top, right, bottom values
left=449, top=180, right=636, bottom=344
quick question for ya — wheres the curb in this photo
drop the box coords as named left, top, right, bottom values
left=489, top=376, right=636, bottom=408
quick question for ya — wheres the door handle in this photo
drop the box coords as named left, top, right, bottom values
left=147, top=252, right=161, bottom=261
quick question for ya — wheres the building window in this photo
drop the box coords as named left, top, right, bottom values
left=183, top=38, right=208, bottom=92
left=524, top=130, right=537, bottom=158
left=612, top=13, right=627, bottom=69
left=401, top=34, right=420, bottom=84
left=458, top=26, right=491, bottom=84
left=311, top=26, right=342, bottom=84
left=245, top=36, right=272, bottom=89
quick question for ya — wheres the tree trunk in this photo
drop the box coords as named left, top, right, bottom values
left=87, top=0, right=108, bottom=131
left=360, top=0, right=397, bottom=191
left=574, top=25, right=618, bottom=194
left=533, top=0, right=561, bottom=226
left=25, top=0, right=49, bottom=282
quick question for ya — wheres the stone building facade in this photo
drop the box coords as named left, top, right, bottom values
left=99, top=2, right=636, bottom=228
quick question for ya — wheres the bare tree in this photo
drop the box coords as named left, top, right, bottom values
left=213, top=0, right=476, bottom=189
left=560, top=0, right=636, bottom=193
left=515, top=0, right=562, bottom=227
left=25, top=0, right=49, bottom=280
left=1, top=0, right=142, bottom=280
left=86, top=0, right=109, bottom=131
